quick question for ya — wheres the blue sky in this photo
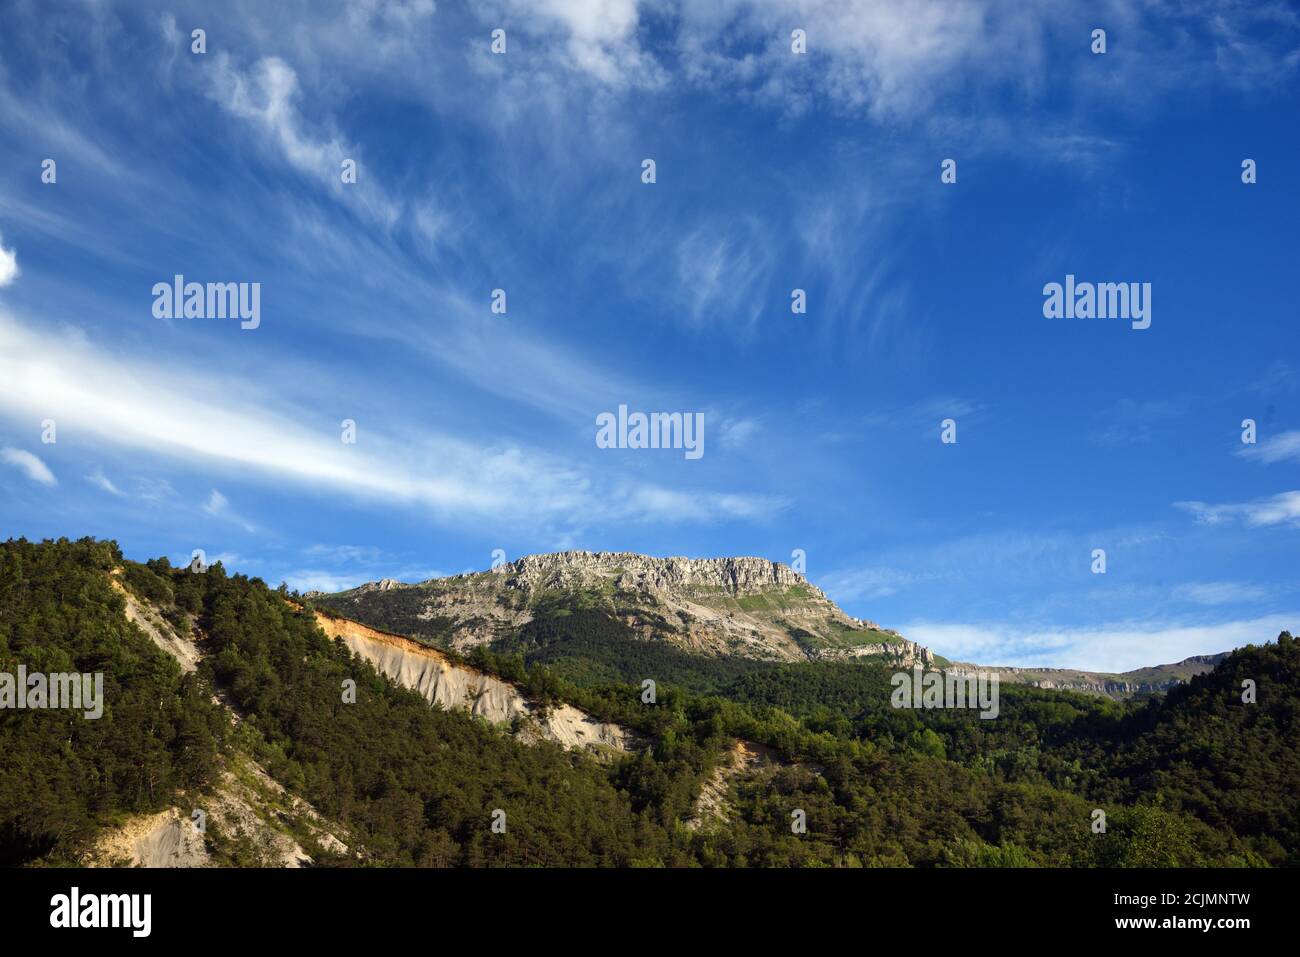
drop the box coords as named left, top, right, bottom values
left=1, top=0, right=1298, bottom=671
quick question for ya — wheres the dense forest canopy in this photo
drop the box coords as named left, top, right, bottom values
left=1, top=537, right=1294, bottom=867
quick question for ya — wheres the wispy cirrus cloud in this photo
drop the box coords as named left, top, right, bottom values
left=203, top=489, right=229, bottom=516
left=202, top=488, right=259, bottom=534
left=1173, top=580, right=1272, bottom=606
left=1175, top=491, right=1300, bottom=529
left=819, top=565, right=928, bottom=602
left=718, top=417, right=762, bottom=450
left=1, top=446, right=55, bottom=486
left=1238, top=430, right=1300, bottom=465
left=673, top=218, right=776, bottom=333
left=859, top=396, right=986, bottom=439
left=303, top=544, right=386, bottom=565
left=136, top=477, right=177, bottom=503
left=205, top=54, right=407, bottom=234
left=1250, top=362, right=1300, bottom=395
left=0, top=309, right=777, bottom=531
left=85, top=467, right=123, bottom=496
left=1088, top=396, right=1194, bottom=448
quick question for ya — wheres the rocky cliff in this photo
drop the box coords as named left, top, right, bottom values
left=313, top=611, right=634, bottom=752
left=316, top=550, right=930, bottom=665
left=493, top=552, right=807, bottom=595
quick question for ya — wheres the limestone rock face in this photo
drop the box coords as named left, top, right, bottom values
left=314, top=612, right=634, bottom=753
left=111, top=575, right=202, bottom=673
left=318, top=550, right=928, bottom=665
left=89, top=808, right=210, bottom=868
left=490, top=552, right=809, bottom=597
left=811, top=638, right=935, bottom=667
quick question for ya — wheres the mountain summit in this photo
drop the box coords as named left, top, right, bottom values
left=315, top=551, right=1232, bottom=699
left=316, top=550, right=934, bottom=666
left=488, top=551, right=807, bottom=594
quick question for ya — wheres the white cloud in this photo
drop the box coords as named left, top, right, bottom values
left=674, top=218, right=774, bottom=331
left=0, top=446, right=56, bottom=486
left=669, top=0, right=1300, bottom=123
left=901, top=614, right=1297, bottom=672
left=136, top=477, right=177, bottom=502
left=303, top=544, right=385, bottom=564
left=0, top=309, right=775, bottom=530
left=719, top=417, right=761, bottom=450
left=1088, top=396, right=1193, bottom=447
left=209, top=56, right=338, bottom=175
left=820, top=566, right=925, bottom=602
left=1251, top=362, right=1300, bottom=395
left=200, top=488, right=259, bottom=534
left=207, top=55, right=402, bottom=230
left=674, top=0, right=1035, bottom=120
left=1175, top=491, right=1300, bottom=528
left=156, top=13, right=181, bottom=83
left=493, top=0, right=664, bottom=89
left=1173, top=581, right=1271, bottom=606
left=1239, top=430, right=1300, bottom=465
left=623, top=484, right=786, bottom=524
left=861, top=396, right=984, bottom=438
left=85, top=467, right=123, bottom=496
left=0, top=232, right=18, bottom=287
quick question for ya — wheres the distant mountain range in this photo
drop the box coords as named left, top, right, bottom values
left=948, top=654, right=1230, bottom=699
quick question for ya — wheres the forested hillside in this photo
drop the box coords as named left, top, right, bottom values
left=1, top=538, right=1294, bottom=867
left=0, top=538, right=223, bottom=865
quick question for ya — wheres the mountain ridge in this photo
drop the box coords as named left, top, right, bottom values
left=312, top=550, right=1231, bottom=697
left=314, top=549, right=925, bottom=666
left=948, top=652, right=1231, bottom=699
